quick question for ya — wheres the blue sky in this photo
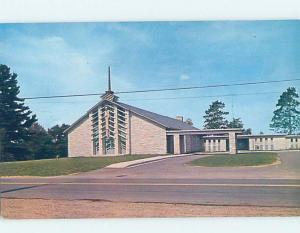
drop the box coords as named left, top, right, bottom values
left=0, top=21, right=299, bottom=133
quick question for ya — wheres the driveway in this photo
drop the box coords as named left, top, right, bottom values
left=71, top=150, right=300, bottom=180
left=1, top=151, right=300, bottom=183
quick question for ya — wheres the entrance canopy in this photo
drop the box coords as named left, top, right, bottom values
left=166, top=128, right=243, bottom=154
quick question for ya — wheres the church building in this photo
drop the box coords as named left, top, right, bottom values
left=65, top=69, right=258, bottom=157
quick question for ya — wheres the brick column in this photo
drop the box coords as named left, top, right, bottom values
left=249, top=138, right=254, bottom=151
left=125, top=111, right=131, bottom=155
left=228, top=132, right=237, bottom=154
left=205, top=139, right=209, bottom=152
left=97, top=108, right=103, bottom=155
left=89, top=112, right=96, bottom=156
left=220, top=139, right=226, bottom=152
left=173, top=134, right=180, bottom=154
left=114, top=105, right=120, bottom=155
left=183, top=135, right=187, bottom=153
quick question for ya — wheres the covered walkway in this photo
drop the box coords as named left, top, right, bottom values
left=166, top=128, right=243, bottom=155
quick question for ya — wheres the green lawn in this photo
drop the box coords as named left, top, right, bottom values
left=189, top=152, right=278, bottom=167
left=0, top=154, right=159, bottom=177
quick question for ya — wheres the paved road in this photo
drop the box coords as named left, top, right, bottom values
left=1, top=151, right=300, bottom=207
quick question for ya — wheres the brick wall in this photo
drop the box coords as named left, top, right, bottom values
left=185, top=135, right=202, bottom=153
left=68, top=115, right=93, bottom=157
left=286, top=137, right=300, bottom=149
left=249, top=137, right=287, bottom=151
left=273, top=137, right=286, bottom=150
left=129, top=113, right=167, bottom=155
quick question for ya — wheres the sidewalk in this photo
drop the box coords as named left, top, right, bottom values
left=106, top=154, right=189, bottom=168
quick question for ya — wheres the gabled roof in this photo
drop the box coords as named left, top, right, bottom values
left=65, top=100, right=198, bottom=133
left=116, top=102, right=198, bottom=130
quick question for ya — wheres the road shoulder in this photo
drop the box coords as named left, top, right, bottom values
left=2, top=198, right=300, bottom=218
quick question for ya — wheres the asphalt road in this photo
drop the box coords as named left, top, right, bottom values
left=1, top=151, right=300, bottom=207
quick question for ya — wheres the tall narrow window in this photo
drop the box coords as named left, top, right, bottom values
left=91, top=109, right=99, bottom=155
left=117, top=106, right=127, bottom=154
left=100, top=103, right=116, bottom=155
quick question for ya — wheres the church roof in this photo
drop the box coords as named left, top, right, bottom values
left=65, top=68, right=198, bottom=133
left=65, top=100, right=198, bottom=133
left=116, top=102, right=198, bottom=130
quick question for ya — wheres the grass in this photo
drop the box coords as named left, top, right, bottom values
left=0, top=154, right=159, bottom=177
left=189, top=152, right=278, bottom=167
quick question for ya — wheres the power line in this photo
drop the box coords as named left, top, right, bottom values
left=26, top=91, right=281, bottom=104
left=115, top=78, right=300, bottom=94
left=23, top=92, right=104, bottom=100
left=124, top=91, right=281, bottom=101
left=22, top=78, right=300, bottom=100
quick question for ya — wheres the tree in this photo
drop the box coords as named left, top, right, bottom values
left=185, top=118, right=193, bottom=126
left=203, top=100, right=229, bottom=129
left=270, top=87, right=300, bottom=134
left=0, top=64, right=37, bottom=161
left=0, top=128, right=6, bottom=161
left=228, top=117, right=252, bottom=134
left=243, top=128, right=252, bottom=135
left=23, top=123, right=70, bottom=160
left=26, top=123, right=54, bottom=160
left=48, top=124, right=70, bottom=157
left=228, top=117, right=244, bottom=128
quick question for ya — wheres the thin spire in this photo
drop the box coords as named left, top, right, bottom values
left=101, top=65, right=119, bottom=102
left=108, top=66, right=111, bottom=92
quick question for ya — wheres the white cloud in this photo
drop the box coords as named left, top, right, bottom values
left=179, top=74, right=190, bottom=81
left=0, top=32, right=136, bottom=95
left=0, top=30, right=138, bottom=128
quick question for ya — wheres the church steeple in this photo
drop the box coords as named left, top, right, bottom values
left=101, top=66, right=119, bottom=102
left=108, top=66, right=112, bottom=92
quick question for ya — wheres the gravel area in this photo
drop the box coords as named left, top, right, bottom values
left=2, top=198, right=300, bottom=218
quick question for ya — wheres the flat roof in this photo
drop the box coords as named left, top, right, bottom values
left=166, top=128, right=243, bottom=135
left=202, top=134, right=300, bottom=139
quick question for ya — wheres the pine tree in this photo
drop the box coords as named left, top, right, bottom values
left=270, top=87, right=300, bottom=134
left=0, top=128, right=5, bottom=161
left=228, top=117, right=244, bottom=128
left=203, top=100, right=229, bottom=129
left=0, top=64, right=37, bottom=161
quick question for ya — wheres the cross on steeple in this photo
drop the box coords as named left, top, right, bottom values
left=101, top=66, right=119, bottom=102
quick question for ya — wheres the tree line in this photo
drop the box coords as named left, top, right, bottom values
left=0, top=64, right=69, bottom=161
left=1, top=64, right=300, bottom=161
left=201, top=87, right=300, bottom=135
left=202, top=100, right=251, bottom=134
